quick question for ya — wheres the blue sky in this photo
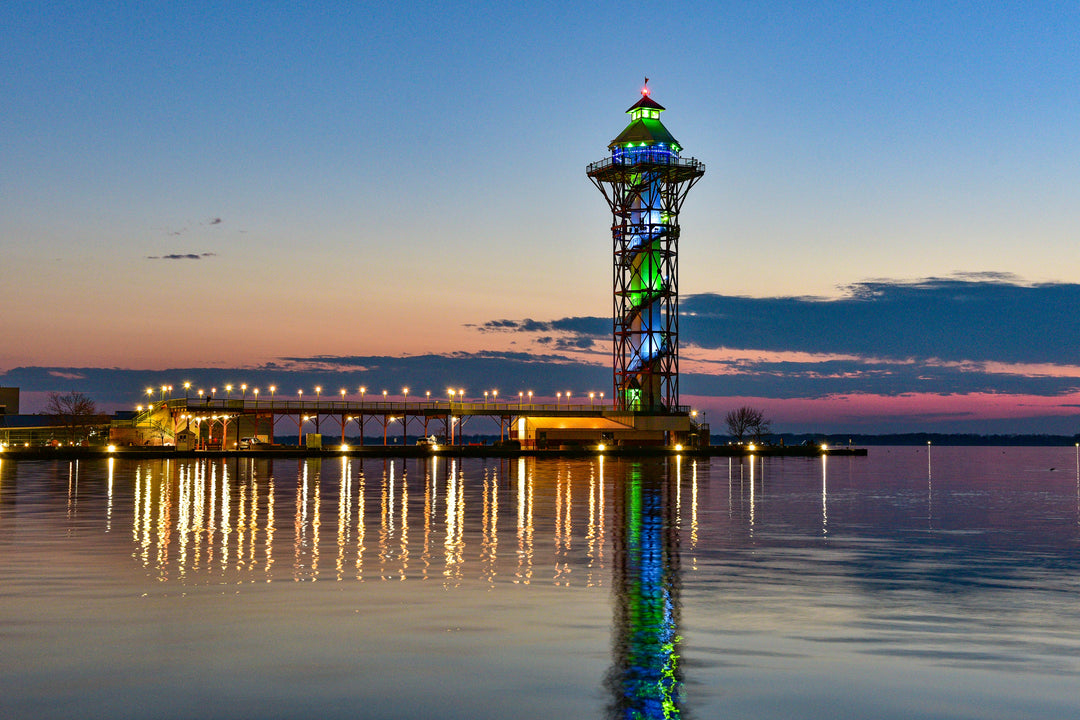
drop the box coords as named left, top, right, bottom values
left=3, top=1, right=1079, bottom=432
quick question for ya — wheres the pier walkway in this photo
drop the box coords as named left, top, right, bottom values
left=121, top=396, right=686, bottom=449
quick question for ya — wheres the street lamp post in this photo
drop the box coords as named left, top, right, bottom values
left=459, top=388, right=465, bottom=443
left=314, top=387, right=322, bottom=432
left=402, top=388, right=409, bottom=445
left=340, top=389, right=347, bottom=443
left=424, top=391, right=431, bottom=435
left=358, top=386, right=366, bottom=447
left=222, top=388, right=233, bottom=444
left=239, top=386, right=246, bottom=439
left=184, top=382, right=191, bottom=400
left=447, top=389, right=455, bottom=444
left=447, top=388, right=455, bottom=444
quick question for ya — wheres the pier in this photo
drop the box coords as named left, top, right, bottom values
left=109, top=395, right=705, bottom=451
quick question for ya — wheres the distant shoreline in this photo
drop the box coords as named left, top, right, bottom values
left=774, top=433, right=1080, bottom=447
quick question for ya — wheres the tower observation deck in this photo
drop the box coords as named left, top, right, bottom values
left=587, top=84, right=704, bottom=413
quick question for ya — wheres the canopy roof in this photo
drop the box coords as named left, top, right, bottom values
left=608, top=117, right=679, bottom=149
left=626, top=95, right=665, bottom=113
left=608, top=88, right=681, bottom=149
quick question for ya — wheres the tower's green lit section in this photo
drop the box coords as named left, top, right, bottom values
left=588, top=84, right=704, bottom=412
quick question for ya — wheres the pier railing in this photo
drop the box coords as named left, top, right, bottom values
left=164, top=398, right=692, bottom=417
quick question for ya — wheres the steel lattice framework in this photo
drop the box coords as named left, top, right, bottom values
left=587, top=89, right=704, bottom=413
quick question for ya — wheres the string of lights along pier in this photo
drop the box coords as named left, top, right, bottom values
left=587, top=81, right=704, bottom=413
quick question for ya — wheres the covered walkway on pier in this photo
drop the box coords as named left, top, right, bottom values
left=113, top=396, right=701, bottom=450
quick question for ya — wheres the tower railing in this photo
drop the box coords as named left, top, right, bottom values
left=587, top=154, right=704, bottom=174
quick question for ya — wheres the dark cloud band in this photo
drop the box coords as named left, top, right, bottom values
left=147, top=253, right=217, bottom=260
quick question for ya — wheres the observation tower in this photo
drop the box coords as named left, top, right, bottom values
left=587, top=82, right=704, bottom=413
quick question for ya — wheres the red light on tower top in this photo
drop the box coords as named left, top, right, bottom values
left=642, top=76, right=650, bottom=96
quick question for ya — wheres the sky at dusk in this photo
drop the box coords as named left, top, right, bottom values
left=3, top=1, right=1080, bottom=434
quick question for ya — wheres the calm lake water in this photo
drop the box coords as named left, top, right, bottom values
left=2, top=447, right=1079, bottom=719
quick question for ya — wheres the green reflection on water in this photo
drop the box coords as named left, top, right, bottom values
left=607, top=462, right=684, bottom=719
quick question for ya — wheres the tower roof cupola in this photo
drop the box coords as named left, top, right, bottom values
left=608, top=83, right=681, bottom=151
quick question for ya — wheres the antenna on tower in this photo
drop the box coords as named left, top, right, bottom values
left=642, top=77, right=650, bottom=96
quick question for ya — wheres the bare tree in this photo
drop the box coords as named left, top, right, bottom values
left=725, top=406, right=771, bottom=442
left=45, top=391, right=99, bottom=444
left=750, top=413, right=772, bottom=442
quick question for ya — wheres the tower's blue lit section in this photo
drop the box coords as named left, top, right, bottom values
left=588, top=83, right=704, bottom=412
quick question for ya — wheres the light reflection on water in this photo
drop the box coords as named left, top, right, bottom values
left=2, top=448, right=1080, bottom=719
